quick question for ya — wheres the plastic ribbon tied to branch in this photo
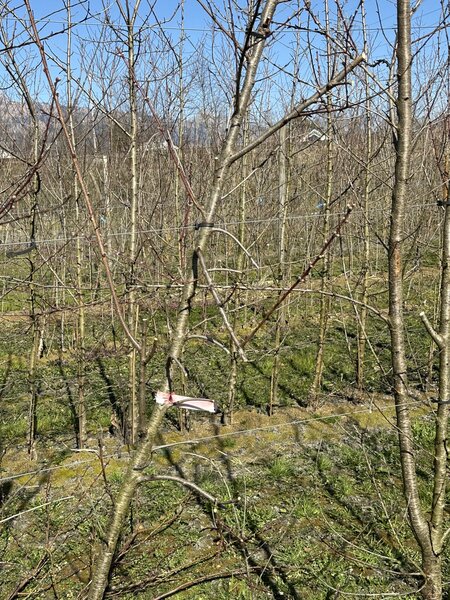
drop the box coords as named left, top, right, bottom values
left=155, top=391, right=216, bottom=413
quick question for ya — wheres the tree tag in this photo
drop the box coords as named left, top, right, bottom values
left=155, top=391, right=216, bottom=413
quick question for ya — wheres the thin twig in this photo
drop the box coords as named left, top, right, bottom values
left=242, top=204, right=355, bottom=346
left=197, top=248, right=247, bottom=361
left=187, top=334, right=231, bottom=355
left=23, top=0, right=142, bottom=353
left=0, top=496, right=74, bottom=525
left=5, top=554, right=49, bottom=600
left=228, top=54, right=366, bottom=165
left=150, top=569, right=251, bottom=600
left=211, top=227, right=260, bottom=268
left=419, top=311, right=443, bottom=349
left=139, top=474, right=234, bottom=507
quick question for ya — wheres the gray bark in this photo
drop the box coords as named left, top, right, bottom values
left=389, top=0, right=442, bottom=597
left=86, top=3, right=280, bottom=597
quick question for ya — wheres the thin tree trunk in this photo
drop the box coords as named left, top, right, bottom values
left=356, top=0, right=371, bottom=390
left=311, top=11, right=333, bottom=403
left=27, top=312, right=39, bottom=460
left=224, top=115, right=249, bottom=426
left=270, top=124, right=289, bottom=415
left=138, top=318, right=152, bottom=436
left=67, top=0, right=86, bottom=448
left=27, top=143, right=40, bottom=460
left=87, top=5, right=280, bottom=597
left=103, top=155, right=112, bottom=259
left=419, top=148, right=450, bottom=600
left=389, top=1, right=440, bottom=597
left=175, top=0, right=186, bottom=276
left=126, top=6, right=139, bottom=445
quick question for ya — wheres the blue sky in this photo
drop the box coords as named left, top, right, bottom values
left=21, top=1, right=212, bottom=33
left=19, top=0, right=446, bottom=40
left=12, top=0, right=446, bottom=57
left=20, top=0, right=445, bottom=63
left=1, top=0, right=446, bottom=110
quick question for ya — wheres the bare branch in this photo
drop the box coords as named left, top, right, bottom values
left=197, top=248, right=247, bottom=362
left=420, top=311, right=444, bottom=349
left=243, top=204, right=355, bottom=347
left=23, top=0, right=142, bottom=353
left=187, top=334, right=231, bottom=355
left=139, top=474, right=235, bottom=507
left=228, top=53, right=365, bottom=165
left=211, top=227, right=259, bottom=268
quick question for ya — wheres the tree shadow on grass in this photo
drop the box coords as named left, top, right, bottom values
left=246, top=359, right=309, bottom=410
left=309, top=431, right=420, bottom=592
left=158, top=437, right=303, bottom=599
left=0, top=352, right=13, bottom=402
left=0, top=479, right=12, bottom=507
left=57, top=353, right=79, bottom=447
left=96, top=357, right=124, bottom=435
left=208, top=423, right=304, bottom=599
left=210, top=417, right=421, bottom=597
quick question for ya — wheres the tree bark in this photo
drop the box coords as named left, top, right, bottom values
left=87, top=3, right=280, bottom=597
left=356, top=0, right=371, bottom=390
left=67, top=0, right=86, bottom=448
left=311, top=2, right=333, bottom=403
left=389, top=0, right=442, bottom=597
left=270, top=124, right=289, bottom=415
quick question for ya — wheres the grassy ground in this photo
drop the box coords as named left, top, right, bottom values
left=0, top=265, right=445, bottom=598
left=0, top=399, right=445, bottom=598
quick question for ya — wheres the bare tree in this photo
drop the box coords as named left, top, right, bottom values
left=66, top=0, right=87, bottom=448
left=0, top=21, right=45, bottom=459
left=389, top=0, right=449, bottom=596
left=15, top=0, right=365, bottom=595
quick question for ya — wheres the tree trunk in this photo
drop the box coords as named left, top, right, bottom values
left=389, top=1, right=442, bottom=597
left=356, top=0, right=371, bottom=390
left=225, top=115, right=249, bottom=425
left=422, top=554, right=442, bottom=600
left=270, top=124, right=289, bottom=415
left=87, top=4, right=280, bottom=597
left=311, top=15, right=333, bottom=403
left=126, top=8, right=139, bottom=445
left=67, top=0, right=87, bottom=448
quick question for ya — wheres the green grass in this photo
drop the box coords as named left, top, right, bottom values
left=266, top=456, right=296, bottom=479
left=0, top=265, right=447, bottom=598
left=1, top=404, right=443, bottom=598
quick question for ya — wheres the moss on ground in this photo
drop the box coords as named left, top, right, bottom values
left=0, top=397, right=443, bottom=599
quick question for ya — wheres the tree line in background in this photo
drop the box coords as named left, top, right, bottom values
left=0, top=0, right=450, bottom=597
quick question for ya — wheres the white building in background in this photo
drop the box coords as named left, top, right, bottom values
left=302, top=128, right=327, bottom=143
